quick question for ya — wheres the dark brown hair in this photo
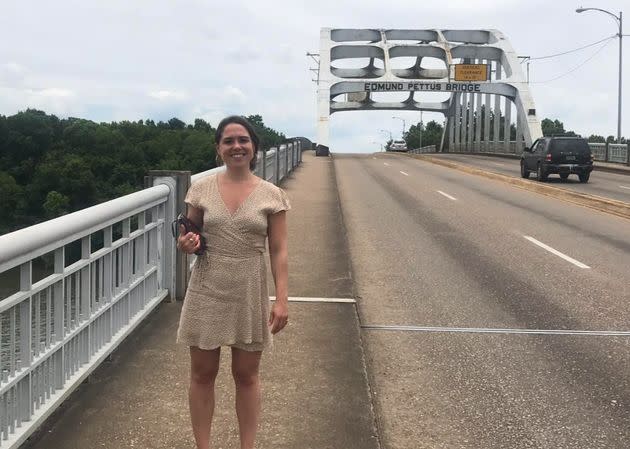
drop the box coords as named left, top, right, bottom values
left=215, top=115, right=260, bottom=171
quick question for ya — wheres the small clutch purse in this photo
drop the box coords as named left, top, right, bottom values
left=171, top=213, right=207, bottom=255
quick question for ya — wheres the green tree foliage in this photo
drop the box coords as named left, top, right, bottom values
left=405, top=120, right=444, bottom=149
left=541, top=118, right=576, bottom=137
left=588, top=134, right=606, bottom=143
left=43, top=191, right=70, bottom=218
left=245, top=114, right=286, bottom=149
left=0, top=109, right=287, bottom=233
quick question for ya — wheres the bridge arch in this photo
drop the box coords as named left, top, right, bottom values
left=317, top=28, right=542, bottom=153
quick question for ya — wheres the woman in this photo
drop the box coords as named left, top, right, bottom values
left=176, top=115, right=290, bottom=449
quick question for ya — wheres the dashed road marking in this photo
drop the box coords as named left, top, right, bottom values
left=620, top=185, right=630, bottom=190
left=400, top=171, right=409, bottom=176
left=524, top=236, right=590, bottom=269
left=437, top=190, right=457, bottom=201
left=384, top=162, right=391, bottom=167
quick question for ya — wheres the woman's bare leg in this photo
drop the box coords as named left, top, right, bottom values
left=231, top=347, right=262, bottom=449
left=189, top=346, right=221, bottom=449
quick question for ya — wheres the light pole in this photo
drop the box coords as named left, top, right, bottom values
left=419, top=111, right=424, bottom=149
left=372, top=141, right=384, bottom=152
left=379, top=129, right=392, bottom=141
left=392, top=116, right=406, bottom=138
left=576, top=7, right=623, bottom=143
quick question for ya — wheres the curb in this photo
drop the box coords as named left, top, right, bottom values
left=443, top=152, right=630, bottom=175
left=407, top=154, right=630, bottom=221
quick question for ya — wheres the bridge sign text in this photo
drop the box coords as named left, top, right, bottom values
left=363, top=82, right=482, bottom=93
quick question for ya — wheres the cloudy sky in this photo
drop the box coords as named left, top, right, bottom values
left=0, top=0, right=627, bottom=152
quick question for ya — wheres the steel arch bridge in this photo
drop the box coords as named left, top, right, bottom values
left=316, top=28, right=543, bottom=153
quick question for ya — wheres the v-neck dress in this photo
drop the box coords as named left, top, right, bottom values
left=177, top=174, right=291, bottom=351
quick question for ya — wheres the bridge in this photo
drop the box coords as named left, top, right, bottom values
left=2, top=28, right=630, bottom=449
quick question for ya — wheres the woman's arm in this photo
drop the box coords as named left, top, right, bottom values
left=268, top=210, right=289, bottom=334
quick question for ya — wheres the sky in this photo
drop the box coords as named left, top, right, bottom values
left=0, top=0, right=627, bottom=153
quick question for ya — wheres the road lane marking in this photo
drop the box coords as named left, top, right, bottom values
left=437, top=190, right=457, bottom=201
left=492, top=162, right=506, bottom=167
left=524, top=236, right=590, bottom=269
left=400, top=171, right=409, bottom=176
left=620, top=185, right=630, bottom=190
left=384, top=162, right=391, bottom=167
left=270, top=296, right=356, bottom=303
left=361, top=324, right=630, bottom=337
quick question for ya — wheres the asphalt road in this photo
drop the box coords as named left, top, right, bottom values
left=428, top=153, right=630, bottom=203
left=334, top=153, right=630, bottom=449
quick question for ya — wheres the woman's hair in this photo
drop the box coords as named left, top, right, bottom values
left=215, top=115, right=260, bottom=171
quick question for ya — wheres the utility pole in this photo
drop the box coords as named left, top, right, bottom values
left=306, top=52, right=320, bottom=83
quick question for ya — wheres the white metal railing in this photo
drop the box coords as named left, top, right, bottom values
left=608, top=143, right=629, bottom=164
left=0, top=139, right=302, bottom=448
left=446, top=141, right=629, bottom=165
left=408, top=145, right=437, bottom=154
left=0, top=186, right=171, bottom=448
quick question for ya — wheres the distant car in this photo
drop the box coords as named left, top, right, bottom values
left=520, top=136, right=593, bottom=183
left=390, top=140, right=408, bottom=152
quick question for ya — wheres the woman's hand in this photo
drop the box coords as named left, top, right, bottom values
left=269, top=300, right=288, bottom=334
left=177, top=224, right=201, bottom=254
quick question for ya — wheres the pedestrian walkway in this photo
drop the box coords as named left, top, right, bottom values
left=25, top=151, right=380, bottom=449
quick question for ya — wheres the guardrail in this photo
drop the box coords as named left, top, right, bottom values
left=0, top=139, right=302, bottom=448
left=447, top=141, right=629, bottom=165
left=408, top=145, right=437, bottom=154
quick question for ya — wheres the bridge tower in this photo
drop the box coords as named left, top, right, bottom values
left=316, top=28, right=542, bottom=153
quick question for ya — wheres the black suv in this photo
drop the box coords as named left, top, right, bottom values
left=520, top=136, right=593, bottom=183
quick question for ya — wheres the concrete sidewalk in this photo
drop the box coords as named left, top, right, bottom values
left=26, top=152, right=379, bottom=449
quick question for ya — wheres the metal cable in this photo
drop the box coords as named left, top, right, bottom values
left=528, top=34, right=616, bottom=60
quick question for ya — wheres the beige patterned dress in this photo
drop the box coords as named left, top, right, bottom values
left=177, top=174, right=290, bottom=351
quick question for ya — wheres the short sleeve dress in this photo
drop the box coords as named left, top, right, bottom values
left=176, top=174, right=291, bottom=352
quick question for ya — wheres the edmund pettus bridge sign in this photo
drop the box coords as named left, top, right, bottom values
left=316, top=28, right=542, bottom=153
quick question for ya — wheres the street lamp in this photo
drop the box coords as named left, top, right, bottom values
left=576, top=7, right=623, bottom=143
left=392, top=116, right=406, bottom=138
left=379, top=129, right=392, bottom=140
left=419, top=111, right=424, bottom=149
left=372, top=141, right=384, bottom=152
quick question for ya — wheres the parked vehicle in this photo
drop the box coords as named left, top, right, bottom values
left=521, top=136, right=593, bottom=183
left=390, top=140, right=408, bottom=152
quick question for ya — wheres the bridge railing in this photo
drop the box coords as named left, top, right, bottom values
left=0, top=139, right=302, bottom=449
left=446, top=141, right=629, bottom=165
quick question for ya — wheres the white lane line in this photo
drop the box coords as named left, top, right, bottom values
left=400, top=171, right=409, bottom=176
left=384, top=162, right=391, bottom=167
left=437, top=190, right=457, bottom=201
left=372, top=157, right=376, bottom=160
left=492, top=162, right=506, bottom=167
left=362, top=324, right=630, bottom=337
left=270, top=296, right=356, bottom=303
left=619, top=185, right=630, bottom=190
left=524, top=236, right=590, bottom=269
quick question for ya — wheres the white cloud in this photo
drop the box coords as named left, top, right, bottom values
left=148, top=90, right=189, bottom=101
left=0, top=0, right=627, bottom=149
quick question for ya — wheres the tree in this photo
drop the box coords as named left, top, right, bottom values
left=43, top=191, right=70, bottom=218
left=541, top=118, right=576, bottom=137
left=168, top=117, right=186, bottom=130
left=588, top=134, right=605, bottom=143
left=0, top=110, right=286, bottom=232
left=405, top=120, right=443, bottom=149
left=193, top=119, right=213, bottom=133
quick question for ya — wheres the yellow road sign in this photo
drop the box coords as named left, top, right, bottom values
left=453, top=64, right=488, bottom=82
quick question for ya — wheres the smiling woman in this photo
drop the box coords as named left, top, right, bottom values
left=175, top=115, right=290, bottom=449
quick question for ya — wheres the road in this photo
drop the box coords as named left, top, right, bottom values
left=431, top=153, right=630, bottom=203
left=334, top=152, right=630, bottom=449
